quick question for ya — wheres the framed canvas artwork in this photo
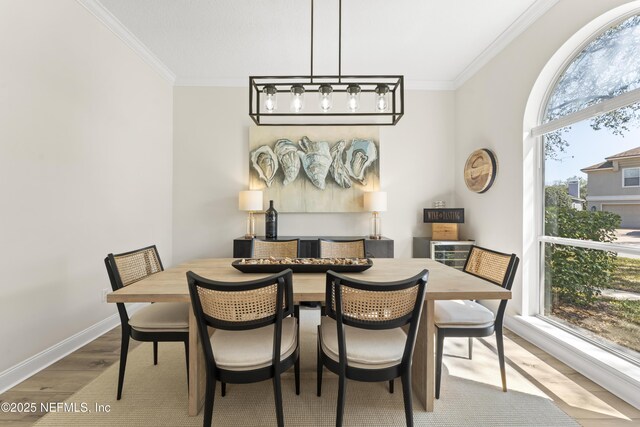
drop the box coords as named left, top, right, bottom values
left=249, top=126, right=380, bottom=212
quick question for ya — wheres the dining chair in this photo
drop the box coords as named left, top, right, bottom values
left=187, top=269, right=300, bottom=427
left=104, top=245, right=189, bottom=400
left=317, top=269, right=429, bottom=427
left=251, top=238, right=300, bottom=258
left=434, top=245, right=519, bottom=398
left=318, top=238, right=366, bottom=258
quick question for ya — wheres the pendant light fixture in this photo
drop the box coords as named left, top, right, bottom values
left=249, top=0, right=404, bottom=126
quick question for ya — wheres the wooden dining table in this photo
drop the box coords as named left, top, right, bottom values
left=107, top=257, right=511, bottom=416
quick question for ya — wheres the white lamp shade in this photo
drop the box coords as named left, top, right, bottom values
left=238, top=190, right=263, bottom=211
left=364, top=191, right=387, bottom=212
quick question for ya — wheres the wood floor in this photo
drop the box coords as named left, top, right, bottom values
left=1, top=326, right=639, bottom=426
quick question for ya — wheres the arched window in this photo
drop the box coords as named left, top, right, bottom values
left=534, top=13, right=640, bottom=360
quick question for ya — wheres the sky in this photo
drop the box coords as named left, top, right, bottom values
left=544, top=118, right=640, bottom=185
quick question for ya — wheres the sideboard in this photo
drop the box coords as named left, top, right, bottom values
left=233, top=236, right=394, bottom=258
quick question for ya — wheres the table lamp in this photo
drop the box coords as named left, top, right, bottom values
left=239, top=190, right=263, bottom=238
left=423, top=207, right=465, bottom=240
left=364, top=191, right=387, bottom=240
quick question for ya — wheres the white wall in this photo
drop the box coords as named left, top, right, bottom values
left=454, top=0, right=633, bottom=316
left=173, top=87, right=455, bottom=263
left=0, top=0, right=173, bottom=374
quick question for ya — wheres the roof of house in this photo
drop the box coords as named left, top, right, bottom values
left=581, top=146, right=640, bottom=172
left=581, top=160, right=613, bottom=172
left=605, top=146, right=640, bottom=160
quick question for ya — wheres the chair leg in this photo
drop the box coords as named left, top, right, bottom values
left=184, top=340, right=190, bottom=388
left=401, top=371, right=414, bottom=427
left=468, top=337, right=473, bottom=359
left=273, top=374, right=284, bottom=427
left=388, top=379, right=394, bottom=394
left=203, top=373, right=216, bottom=427
left=435, top=330, right=445, bottom=399
left=116, top=329, right=130, bottom=400
left=316, top=332, right=323, bottom=397
left=336, top=373, right=347, bottom=427
left=221, top=382, right=226, bottom=397
left=153, top=341, right=158, bottom=365
left=496, top=329, right=507, bottom=392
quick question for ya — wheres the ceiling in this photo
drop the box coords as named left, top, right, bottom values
left=93, top=0, right=554, bottom=88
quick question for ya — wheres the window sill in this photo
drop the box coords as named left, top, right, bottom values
left=505, top=315, right=640, bottom=409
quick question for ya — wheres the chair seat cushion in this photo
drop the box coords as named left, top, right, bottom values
left=129, top=302, right=189, bottom=332
left=211, top=317, right=297, bottom=371
left=434, top=300, right=494, bottom=328
left=319, top=317, right=406, bottom=369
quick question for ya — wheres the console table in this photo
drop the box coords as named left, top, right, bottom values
left=233, top=236, right=394, bottom=258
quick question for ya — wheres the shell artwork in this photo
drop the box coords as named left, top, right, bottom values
left=329, top=139, right=352, bottom=189
left=274, top=139, right=301, bottom=186
left=250, top=145, right=279, bottom=187
left=345, top=139, right=377, bottom=185
left=297, top=136, right=331, bottom=190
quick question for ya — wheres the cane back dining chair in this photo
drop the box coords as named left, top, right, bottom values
left=317, top=269, right=429, bottom=427
left=104, top=245, right=189, bottom=400
left=434, top=245, right=519, bottom=398
left=251, top=238, right=300, bottom=258
left=187, top=269, right=300, bottom=427
left=318, top=238, right=366, bottom=258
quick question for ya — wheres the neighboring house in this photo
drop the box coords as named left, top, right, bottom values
left=581, top=146, right=640, bottom=228
left=567, top=179, right=584, bottom=210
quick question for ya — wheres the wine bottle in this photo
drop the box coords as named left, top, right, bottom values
left=265, top=200, right=278, bottom=238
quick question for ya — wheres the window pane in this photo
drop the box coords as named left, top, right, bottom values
left=543, top=243, right=640, bottom=358
left=544, top=14, right=640, bottom=123
left=544, top=105, right=640, bottom=243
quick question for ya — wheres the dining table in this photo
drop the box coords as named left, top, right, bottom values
left=107, top=257, right=511, bottom=416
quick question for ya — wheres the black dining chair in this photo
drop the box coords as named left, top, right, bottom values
left=318, top=238, right=366, bottom=258
left=251, top=238, right=300, bottom=258
left=317, top=269, right=429, bottom=427
left=187, top=269, right=300, bottom=427
left=104, top=245, right=189, bottom=400
left=434, top=245, right=519, bottom=398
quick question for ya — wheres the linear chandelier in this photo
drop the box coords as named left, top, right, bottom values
left=249, top=0, right=404, bottom=126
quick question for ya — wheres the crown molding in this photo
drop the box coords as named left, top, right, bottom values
left=76, top=0, right=176, bottom=84
left=453, top=0, right=560, bottom=89
left=175, top=77, right=455, bottom=91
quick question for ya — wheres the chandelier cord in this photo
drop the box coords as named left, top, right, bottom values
left=310, top=0, right=314, bottom=83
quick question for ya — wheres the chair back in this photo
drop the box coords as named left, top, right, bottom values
left=104, top=245, right=164, bottom=324
left=325, top=270, right=428, bottom=368
left=463, top=245, right=519, bottom=327
left=187, top=269, right=294, bottom=372
left=463, top=246, right=518, bottom=290
left=318, top=239, right=366, bottom=258
left=251, top=239, right=300, bottom=258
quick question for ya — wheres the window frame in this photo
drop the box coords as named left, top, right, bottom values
left=622, top=167, right=640, bottom=187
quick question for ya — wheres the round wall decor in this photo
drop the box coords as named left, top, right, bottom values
left=464, top=148, right=497, bottom=193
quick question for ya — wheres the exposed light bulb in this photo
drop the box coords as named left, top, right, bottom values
left=347, top=84, right=361, bottom=112
left=263, top=85, right=277, bottom=112
left=290, top=84, right=305, bottom=112
left=319, top=84, right=333, bottom=112
left=375, top=84, right=389, bottom=112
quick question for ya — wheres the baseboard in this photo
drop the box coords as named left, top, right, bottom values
left=506, top=315, right=640, bottom=409
left=0, top=303, right=146, bottom=394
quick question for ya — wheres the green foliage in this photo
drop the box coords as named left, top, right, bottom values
left=545, top=207, right=620, bottom=305
left=545, top=185, right=573, bottom=209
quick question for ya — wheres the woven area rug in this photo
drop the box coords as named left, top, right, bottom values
left=35, top=310, right=578, bottom=426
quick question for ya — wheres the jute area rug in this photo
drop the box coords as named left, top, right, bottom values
left=35, top=309, right=578, bottom=426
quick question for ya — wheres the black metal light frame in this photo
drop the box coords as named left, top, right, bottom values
left=248, top=0, right=404, bottom=126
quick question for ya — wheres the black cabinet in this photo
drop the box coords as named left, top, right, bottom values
left=233, top=236, right=394, bottom=258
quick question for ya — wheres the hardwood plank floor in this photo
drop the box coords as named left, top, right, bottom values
left=0, top=326, right=638, bottom=426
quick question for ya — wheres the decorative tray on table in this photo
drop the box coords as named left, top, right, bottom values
left=231, top=257, right=373, bottom=273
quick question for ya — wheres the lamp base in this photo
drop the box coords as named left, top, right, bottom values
left=369, top=235, right=382, bottom=240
